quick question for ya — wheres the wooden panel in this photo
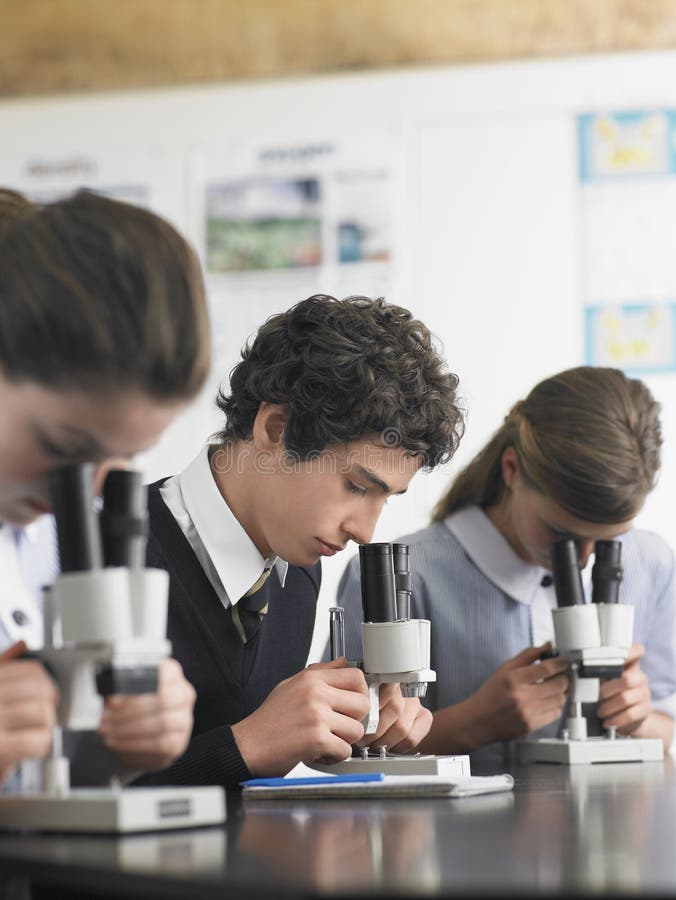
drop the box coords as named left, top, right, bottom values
left=2, top=0, right=676, bottom=97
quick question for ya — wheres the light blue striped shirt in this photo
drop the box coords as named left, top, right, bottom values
left=335, top=505, right=676, bottom=768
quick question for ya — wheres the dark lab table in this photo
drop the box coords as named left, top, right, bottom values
left=0, top=759, right=674, bottom=898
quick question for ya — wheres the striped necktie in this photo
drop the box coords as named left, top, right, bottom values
left=232, top=566, right=272, bottom=643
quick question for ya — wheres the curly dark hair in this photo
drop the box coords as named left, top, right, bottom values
left=214, top=294, right=464, bottom=470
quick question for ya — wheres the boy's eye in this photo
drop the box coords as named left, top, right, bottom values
left=347, top=481, right=367, bottom=497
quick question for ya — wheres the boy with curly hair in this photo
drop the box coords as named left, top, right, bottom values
left=137, top=294, right=464, bottom=788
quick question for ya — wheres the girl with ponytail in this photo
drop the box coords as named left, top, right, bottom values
left=337, top=367, right=676, bottom=766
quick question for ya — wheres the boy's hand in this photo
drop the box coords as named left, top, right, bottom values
left=98, top=658, right=196, bottom=771
left=357, top=682, right=432, bottom=753
left=232, top=658, right=371, bottom=777
left=0, top=641, right=59, bottom=784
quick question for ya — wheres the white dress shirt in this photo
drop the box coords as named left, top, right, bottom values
left=160, top=444, right=288, bottom=610
left=0, top=521, right=51, bottom=651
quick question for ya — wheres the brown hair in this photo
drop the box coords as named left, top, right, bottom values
left=432, top=366, right=661, bottom=524
left=215, top=294, right=464, bottom=469
left=0, top=188, right=210, bottom=400
left=0, top=188, right=33, bottom=239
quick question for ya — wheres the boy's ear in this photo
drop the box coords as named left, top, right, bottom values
left=252, top=402, right=288, bottom=450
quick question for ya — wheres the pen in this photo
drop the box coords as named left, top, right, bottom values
left=242, top=773, right=385, bottom=787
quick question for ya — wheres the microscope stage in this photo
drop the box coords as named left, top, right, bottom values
left=0, top=785, right=226, bottom=833
left=307, top=753, right=471, bottom=777
left=518, top=736, right=663, bottom=765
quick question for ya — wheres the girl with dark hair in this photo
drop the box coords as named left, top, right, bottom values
left=338, top=366, right=676, bottom=766
left=0, top=188, right=210, bottom=786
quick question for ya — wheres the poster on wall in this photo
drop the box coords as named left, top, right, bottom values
left=584, top=303, right=676, bottom=372
left=0, top=147, right=160, bottom=208
left=190, top=131, right=402, bottom=394
left=578, top=110, right=676, bottom=372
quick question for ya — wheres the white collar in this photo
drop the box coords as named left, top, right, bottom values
left=0, top=520, right=40, bottom=542
left=443, top=505, right=548, bottom=606
left=22, top=522, right=40, bottom=544
left=176, top=445, right=288, bottom=602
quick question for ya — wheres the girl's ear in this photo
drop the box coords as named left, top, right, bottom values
left=501, top=446, right=520, bottom=490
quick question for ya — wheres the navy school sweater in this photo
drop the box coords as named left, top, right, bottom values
left=134, top=480, right=321, bottom=788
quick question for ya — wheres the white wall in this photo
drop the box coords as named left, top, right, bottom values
left=2, top=50, right=676, bottom=661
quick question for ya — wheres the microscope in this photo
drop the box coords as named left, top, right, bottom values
left=519, top=538, right=663, bottom=765
left=311, top=542, right=471, bottom=776
left=0, top=463, right=225, bottom=832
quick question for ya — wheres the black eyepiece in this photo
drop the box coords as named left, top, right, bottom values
left=359, top=543, right=397, bottom=623
left=48, top=463, right=103, bottom=573
left=591, top=540, right=623, bottom=604
left=392, top=543, right=411, bottom=620
left=551, top=539, right=585, bottom=607
left=100, top=470, right=148, bottom=568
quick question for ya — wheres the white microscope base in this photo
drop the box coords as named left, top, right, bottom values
left=307, top=754, right=471, bottom=777
left=518, top=736, right=663, bottom=765
left=0, top=785, right=226, bottom=833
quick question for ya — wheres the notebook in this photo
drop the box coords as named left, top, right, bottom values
left=241, top=772, right=514, bottom=800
